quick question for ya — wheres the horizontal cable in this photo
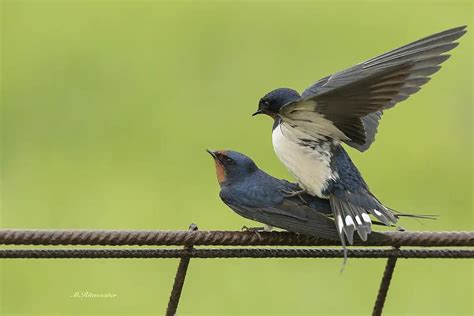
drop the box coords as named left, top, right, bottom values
left=0, top=248, right=473, bottom=259
left=0, top=230, right=472, bottom=247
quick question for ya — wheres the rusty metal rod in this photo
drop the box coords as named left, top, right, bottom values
left=0, top=230, right=472, bottom=247
left=165, top=248, right=192, bottom=316
left=373, top=251, right=399, bottom=316
left=0, top=248, right=472, bottom=259
left=166, top=224, right=197, bottom=316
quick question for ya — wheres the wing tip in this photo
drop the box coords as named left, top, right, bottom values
left=453, top=25, right=467, bottom=32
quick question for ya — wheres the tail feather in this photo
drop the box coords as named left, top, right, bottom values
left=330, top=191, right=402, bottom=244
left=334, top=207, right=349, bottom=272
left=393, top=211, right=438, bottom=220
left=367, top=207, right=394, bottom=226
left=353, top=212, right=437, bottom=226
left=347, top=202, right=371, bottom=241
left=329, top=191, right=435, bottom=271
left=366, top=196, right=398, bottom=225
left=330, top=195, right=375, bottom=245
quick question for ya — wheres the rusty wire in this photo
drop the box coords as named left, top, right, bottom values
left=0, top=229, right=472, bottom=247
left=372, top=248, right=399, bottom=316
left=0, top=248, right=473, bottom=259
left=165, top=250, right=192, bottom=316
left=165, top=224, right=197, bottom=316
left=0, top=229, right=473, bottom=316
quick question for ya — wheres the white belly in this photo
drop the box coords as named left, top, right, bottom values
left=272, top=123, right=337, bottom=197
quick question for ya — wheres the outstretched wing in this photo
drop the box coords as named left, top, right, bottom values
left=282, top=26, right=466, bottom=150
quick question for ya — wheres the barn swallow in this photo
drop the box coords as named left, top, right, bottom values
left=207, top=149, right=343, bottom=241
left=252, top=26, right=464, bottom=245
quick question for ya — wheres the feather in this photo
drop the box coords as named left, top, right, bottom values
left=288, top=26, right=467, bottom=150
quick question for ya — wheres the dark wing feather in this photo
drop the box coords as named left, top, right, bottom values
left=226, top=199, right=341, bottom=241
left=345, top=111, right=382, bottom=151
left=308, top=64, right=413, bottom=144
left=289, top=26, right=467, bottom=150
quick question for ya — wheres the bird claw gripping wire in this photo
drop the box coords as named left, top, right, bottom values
left=241, top=226, right=265, bottom=240
left=188, top=223, right=199, bottom=231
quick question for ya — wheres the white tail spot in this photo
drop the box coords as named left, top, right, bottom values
left=345, top=215, right=355, bottom=226
left=374, top=209, right=383, bottom=216
left=337, top=215, right=344, bottom=233
left=355, top=215, right=362, bottom=225
left=362, top=213, right=372, bottom=223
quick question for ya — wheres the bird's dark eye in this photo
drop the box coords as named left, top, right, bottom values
left=224, top=157, right=234, bottom=164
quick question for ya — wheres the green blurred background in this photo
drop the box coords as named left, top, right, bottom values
left=0, top=0, right=472, bottom=315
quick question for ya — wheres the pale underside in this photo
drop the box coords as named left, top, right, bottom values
left=272, top=120, right=339, bottom=197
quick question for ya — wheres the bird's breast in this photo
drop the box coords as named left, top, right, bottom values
left=272, top=122, right=338, bottom=197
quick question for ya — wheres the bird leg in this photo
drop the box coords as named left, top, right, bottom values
left=241, top=225, right=267, bottom=240
left=280, top=188, right=306, bottom=197
left=264, top=224, right=273, bottom=232
left=280, top=188, right=307, bottom=204
left=242, top=225, right=273, bottom=232
left=241, top=225, right=265, bottom=232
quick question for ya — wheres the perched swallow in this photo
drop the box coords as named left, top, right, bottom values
left=207, top=149, right=344, bottom=241
left=253, top=26, right=464, bottom=245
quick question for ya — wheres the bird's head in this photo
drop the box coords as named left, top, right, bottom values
left=253, top=88, right=300, bottom=118
left=206, top=149, right=258, bottom=186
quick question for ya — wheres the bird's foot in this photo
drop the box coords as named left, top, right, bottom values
left=263, top=224, right=273, bottom=232
left=396, top=226, right=406, bottom=232
left=241, top=225, right=265, bottom=240
left=241, top=225, right=265, bottom=232
left=280, top=188, right=306, bottom=197
left=280, top=188, right=307, bottom=203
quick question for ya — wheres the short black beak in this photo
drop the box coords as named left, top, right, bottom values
left=206, top=149, right=217, bottom=159
left=252, top=110, right=264, bottom=116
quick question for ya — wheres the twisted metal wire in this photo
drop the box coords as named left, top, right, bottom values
left=1, top=229, right=472, bottom=316
left=166, top=251, right=192, bottom=316
left=0, top=230, right=472, bottom=247
left=166, top=224, right=197, bottom=316
left=0, top=248, right=472, bottom=259
left=373, top=249, right=399, bottom=316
